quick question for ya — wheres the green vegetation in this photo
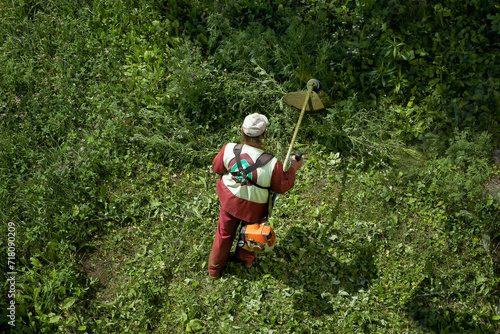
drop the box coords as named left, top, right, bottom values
left=1, top=0, right=499, bottom=332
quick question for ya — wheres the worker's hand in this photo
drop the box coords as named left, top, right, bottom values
left=290, top=155, right=303, bottom=171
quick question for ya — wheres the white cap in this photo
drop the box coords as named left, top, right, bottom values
left=242, top=113, right=268, bottom=137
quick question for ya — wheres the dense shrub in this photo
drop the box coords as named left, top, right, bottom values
left=1, top=0, right=499, bottom=332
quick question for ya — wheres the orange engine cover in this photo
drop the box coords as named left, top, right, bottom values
left=238, top=224, right=276, bottom=252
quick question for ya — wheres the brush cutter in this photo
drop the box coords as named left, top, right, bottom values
left=270, top=79, right=327, bottom=212
left=238, top=79, right=328, bottom=253
left=283, top=79, right=326, bottom=169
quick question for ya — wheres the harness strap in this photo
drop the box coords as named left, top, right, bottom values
left=231, top=144, right=274, bottom=189
left=230, top=143, right=276, bottom=222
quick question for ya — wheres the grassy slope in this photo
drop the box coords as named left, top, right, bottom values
left=0, top=0, right=499, bottom=333
left=76, top=148, right=498, bottom=333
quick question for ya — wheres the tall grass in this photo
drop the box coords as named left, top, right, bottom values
left=0, top=0, right=499, bottom=332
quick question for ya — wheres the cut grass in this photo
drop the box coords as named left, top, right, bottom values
left=69, top=152, right=499, bottom=333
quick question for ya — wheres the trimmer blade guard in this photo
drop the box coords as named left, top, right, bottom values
left=284, top=91, right=326, bottom=113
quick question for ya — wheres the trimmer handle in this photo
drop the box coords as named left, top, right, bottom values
left=295, top=152, right=303, bottom=162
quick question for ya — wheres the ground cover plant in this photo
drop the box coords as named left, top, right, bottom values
left=1, top=0, right=500, bottom=332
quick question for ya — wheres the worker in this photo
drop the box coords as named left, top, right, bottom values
left=208, top=113, right=303, bottom=279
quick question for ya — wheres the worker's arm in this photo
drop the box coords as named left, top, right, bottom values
left=212, top=144, right=228, bottom=175
left=270, top=156, right=302, bottom=194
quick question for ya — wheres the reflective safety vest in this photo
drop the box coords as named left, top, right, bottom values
left=221, top=143, right=278, bottom=204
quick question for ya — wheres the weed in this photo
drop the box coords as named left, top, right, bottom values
left=1, top=0, right=499, bottom=332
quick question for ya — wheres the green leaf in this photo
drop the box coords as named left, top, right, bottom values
left=492, top=315, right=500, bottom=321
left=30, top=257, right=42, bottom=269
left=78, top=326, right=87, bottom=331
left=49, top=314, right=62, bottom=324
left=61, top=297, right=77, bottom=310
left=186, top=319, right=203, bottom=332
left=72, top=204, right=79, bottom=218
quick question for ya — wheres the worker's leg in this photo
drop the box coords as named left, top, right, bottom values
left=208, top=209, right=240, bottom=276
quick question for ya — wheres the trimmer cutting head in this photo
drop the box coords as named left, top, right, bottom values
left=284, top=79, right=327, bottom=113
left=284, top=91, right=325, bottom=113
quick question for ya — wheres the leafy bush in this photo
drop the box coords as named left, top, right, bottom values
left=1, top=0, right=499, bottom=332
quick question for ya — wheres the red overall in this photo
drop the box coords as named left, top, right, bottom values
left=208, top=144, right=297, bottom=276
